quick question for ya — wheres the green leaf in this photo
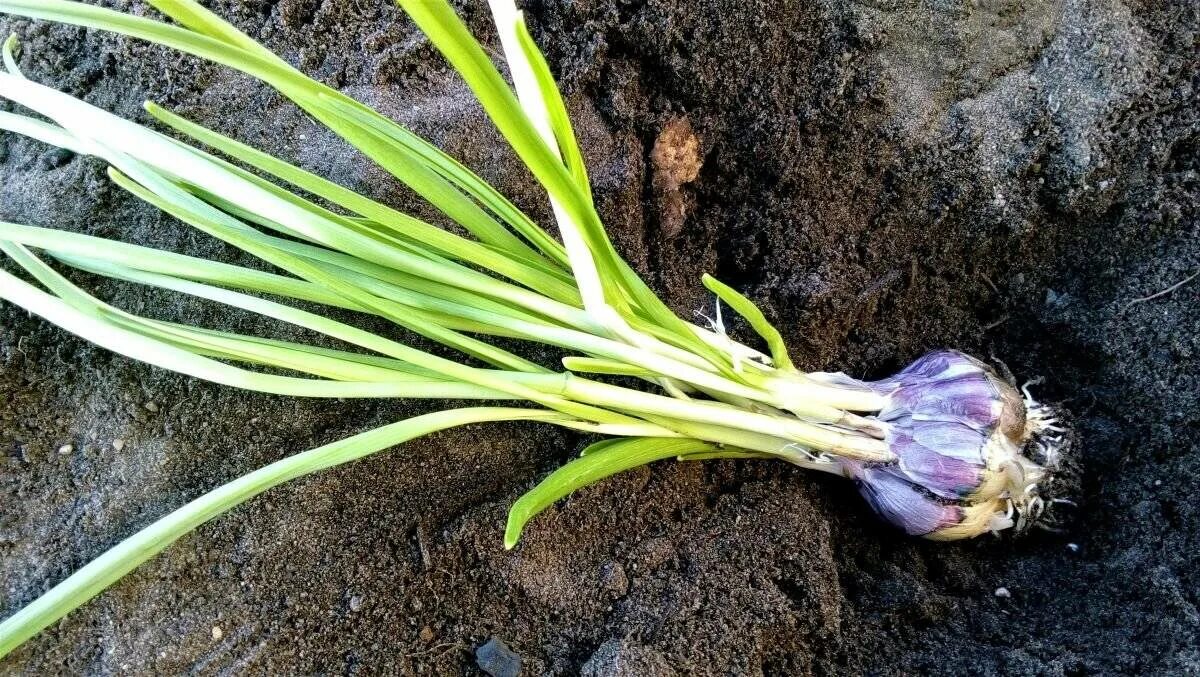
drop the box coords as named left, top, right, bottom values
left=561, top=356, right=655, bottom=379
left=146, top=103, right=579, bottom=298
left=392, top=3, right=615, bottom=286
left=513, top=19, right=591, bottom=201
left=143, top=0, right=291, bottom=66
left=105, top=163, right=547, bottom=373
left=0, top=1, right=311, bottom=93
left=0, top=221, right=357, bottom=310
left=395, top=0, right=740, bottom=372
left=0, top=248, right=496, bottom=400
left=575, top=437, right=633, bottom=457
left=311, top=94, right=568, bottom=267
left=676, top=450, right=775, bottom=462
left=0, top=0, right=568, bottom=270
left=701, top=274, right=795, bottom=371
left=2, top=32, right=23, bottom=76
left=296, top=98, right=547, bottom=264
left=504, top=437, right=717, bottom=548
left=140, top=0, right=569, bottom=266
left=103, top=167, right=643, bottom=423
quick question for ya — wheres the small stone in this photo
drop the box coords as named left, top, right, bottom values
left=143, top=401, right=159, bottom=413
left=475, top=636, right=521, bottom=677
left=631, top=536, right=675, bottom=572
left=348, top=595, right=363, bottom=612
left=994, top=587, right=1011, bottom=599
left=211, top=626, right=223, bottom=641
left=1066, top=543, right=1080, bottom=553
left=112, top=439, right=126, bottom=452
left=599, top=561, right=629, bottom=597
left=40, top=148, right=75, bottom=170
left=419, top=625, right=435, bottom=642
left=57, top=444, right=73, bottom=455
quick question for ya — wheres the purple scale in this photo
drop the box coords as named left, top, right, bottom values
left=851, top=466, right=963, bottom=536
left=843, top=350, right=1017, bottom=534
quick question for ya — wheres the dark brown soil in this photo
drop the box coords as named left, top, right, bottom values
left=2, top=0, right=1197, bottom=673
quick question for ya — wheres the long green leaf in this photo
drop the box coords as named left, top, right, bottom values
left=106, top=165, right=547, bottom=373
left=308, top=93, right=569, bottom=266
left=0, top=262, right=496, bottom=400
left=0, top=0, right=565, bottom=267
left=401, top=0, right=739, bottom=374
left=513, top=20, right=591, bottom=200
left=148, top=102, right=577, bottom=293
left=0, top=406, right=569, bottom=658
left=0, top=221, right=358, bottom=310
left=504, top=437, right=717, bottom=548
left=141, top=0, right=569, bottom=266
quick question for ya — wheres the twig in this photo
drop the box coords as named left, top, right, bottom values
left=980, top=273, right=1000, bottom=294
left=1121, top=271, right=1199, bottom=314
left=983, top=314, right=1009, bottom=331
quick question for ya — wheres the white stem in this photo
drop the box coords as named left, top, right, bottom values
left=559, top=376, right=894, bottom=463
left=485, top=0, right=645, bottom=346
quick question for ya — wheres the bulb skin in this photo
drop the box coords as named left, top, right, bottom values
left=841, top=350, right=1049, bottom=539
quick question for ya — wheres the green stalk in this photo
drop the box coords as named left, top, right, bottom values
left=556, top=376, right=892, bottom=462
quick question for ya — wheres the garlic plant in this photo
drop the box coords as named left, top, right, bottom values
left=0, top=0, right=1065, bottom=657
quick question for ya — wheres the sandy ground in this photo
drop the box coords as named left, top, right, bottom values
left=1, top=0, right=1197, bottom=673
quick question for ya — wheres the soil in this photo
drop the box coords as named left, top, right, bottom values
left=1, top=0, right=1197, bottom=674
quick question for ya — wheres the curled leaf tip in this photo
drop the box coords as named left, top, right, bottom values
left=502, top=525, right=521, bottom=550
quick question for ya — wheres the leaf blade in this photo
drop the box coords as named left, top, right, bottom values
left=504, top=436, right=718, bottom=548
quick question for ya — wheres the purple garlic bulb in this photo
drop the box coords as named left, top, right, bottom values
left=840, top=350, right=1062, bottom=540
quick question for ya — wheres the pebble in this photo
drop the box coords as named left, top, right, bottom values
left=994, top=587, right=1011, bottom=598
left=112, top=439, right=126, bottom=452
left=476, top=637, right=521, bottom=677
left=1067, top=543, right=1080, bottom=553
left=632, top=536, right=676, bottom=572
left=600, top=561, right=629, bottom=597
left=57, top=444, right=73, bottom=455
left=40, top=148, right=74, bottom=170
left=348, top=595, right=363, bottom=612
left=211, top=626, right=223, bottom=641
left=419, top=625, right=435, bottom=642
left=143, top=401, right=159, bottom=413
